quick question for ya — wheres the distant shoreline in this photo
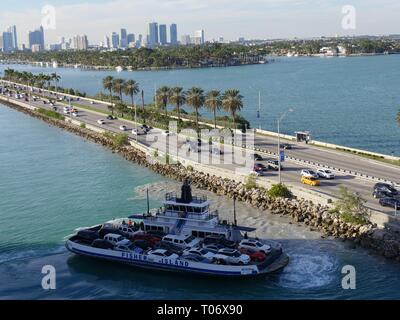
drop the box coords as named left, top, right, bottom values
left=1, top=52, right=398, bottom=73
left=0, top=59, right=272, bottom=73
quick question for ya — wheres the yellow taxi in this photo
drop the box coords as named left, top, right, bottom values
left=301, top=176, right=321, bottom=186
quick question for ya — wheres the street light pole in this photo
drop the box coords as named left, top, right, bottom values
left=278, top=117, right=281, bottom=184
left=277, top=108, right=294, bottom=185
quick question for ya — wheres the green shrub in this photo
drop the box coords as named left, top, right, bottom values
left=37, top=108, right=65, bottom=120
left=103, top=132, right=129, bottom=147
left=333, top=186, right=370, bottom=225
left=267, top=184, right=293, bottom=199
left=340, top=212, right=368, bottom=225
left=187, top=165, right=194, bottom=171
left=80, top=123, right=86, bottom=128
left=243, top=174, right=257, bottom=189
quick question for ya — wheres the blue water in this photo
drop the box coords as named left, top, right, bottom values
left=1, top=55, right=400, bottom=155
left=1, top=104, right=400, bottom=300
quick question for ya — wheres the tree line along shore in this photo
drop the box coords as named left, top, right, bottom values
left=1, top=38, right=400, bottom=70
left=2, top=68, right=250, bottom=133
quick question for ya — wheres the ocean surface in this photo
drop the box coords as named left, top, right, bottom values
left=1, top=55, right=400, bottom=156
left=0, top=104, right=399, bottom=300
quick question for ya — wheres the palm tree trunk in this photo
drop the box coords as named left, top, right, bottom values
left=109, top=89, right=113, bottom=115
left=177, top=103, right=181, bottom=131
left=195, top=106, right=200, bottom=139
left=214, top=108, right=217, bottom=129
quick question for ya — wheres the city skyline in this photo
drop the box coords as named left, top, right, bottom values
left=0, top=0, right=399, bottom=46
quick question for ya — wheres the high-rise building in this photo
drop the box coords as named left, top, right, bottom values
left=28, top=26, right=45, bottom=51
left=7, top=25, right=18, bottom=50
left=148, top=22, right=159, bottom=46
left=170, top=24, right=178, bottom=45
left=0, top=35, right=3, bottom=51
left=181, top=34, right=191, bottom=46
left=111, top=32, right=119, bottom=49
left=159, top=24, right=167, bottom=45
left=2, top=32, right=13, bottom=52
left=127, top=33, right=135, bottom=45
left=72, top=35, right=89, bottom=50
left=194, top=29, right=205, bottom=44
left=120, top=28, right=127, bottom=48
left=104, top=36, right=110, bottom=49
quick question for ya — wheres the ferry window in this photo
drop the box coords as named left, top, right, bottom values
left=192, top=231, right=198, bottom=237
left=180, top=206, right=187, bottom=212
left=173, top=205, right=180, bottom=212
left=186, top=206, right=193, bottom=213
left=193, top=207, right=202, bottom=213
left=198, top=232, right=205, bottom=238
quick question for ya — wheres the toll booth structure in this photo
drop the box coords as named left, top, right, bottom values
left=295, top=131, right=311, bottom=144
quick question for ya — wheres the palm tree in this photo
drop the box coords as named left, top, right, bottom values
left=115, top=102, right=128, bottom=118
left=103, top=76, right=114, bottom=101
left=169, top=87, right=186, bottom=129
left=112, top=78, right=125, bottom=102
left=221, top=89, right=243, bottom=131
left=155, top=86, right=171, bottom=119
left=51, top=73, right=61, bottom=93
left=186, top=87, right=205, bottom=137
left=123, top=80, right=140, bottom=107
left=205, top=90, right=222, bottom=129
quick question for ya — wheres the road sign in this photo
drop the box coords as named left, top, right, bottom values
left=280, top=150, right=285, bottom=162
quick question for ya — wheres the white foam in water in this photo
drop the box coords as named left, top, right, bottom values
left=0, top=245, right=66, bottom=264
left=277, top=250, right=339, bottom=289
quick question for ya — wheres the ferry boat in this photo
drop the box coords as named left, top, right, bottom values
left=65, top=181, right=289, bottom=277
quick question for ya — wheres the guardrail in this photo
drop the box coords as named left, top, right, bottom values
left=2, top=80, right=398, bottom=188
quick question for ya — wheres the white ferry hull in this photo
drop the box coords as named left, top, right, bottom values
left=66, top=240, right=289, bottom=277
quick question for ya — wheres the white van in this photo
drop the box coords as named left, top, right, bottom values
left=104, top=233, right=131, bottom=246
left=162, top=234, right=201, bottom=249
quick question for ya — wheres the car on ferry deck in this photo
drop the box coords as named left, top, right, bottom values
left=202, top=243, right=225, bottom=253
left=183, top=247, right=215, bottom=262
left=147, top=249, right=179, bottom=261
left=104, top=233, right=131, bottom=246
left=213, top=249, right=251, bottom=265
left=239, top=248, right=267, bottom=262
left=162, top=234, right=201, bottom=249
left=239, top=239, right=272, bottom=254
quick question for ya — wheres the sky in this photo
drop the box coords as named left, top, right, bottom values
left=0, top=0, right=399, bottom=46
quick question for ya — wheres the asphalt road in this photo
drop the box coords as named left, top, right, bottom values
left=1, top=83, right=399, bottom=217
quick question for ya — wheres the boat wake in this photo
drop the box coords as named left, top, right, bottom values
left=277, top=249, right=339, bottom=289
left=0, top=244, right=66, bottom=264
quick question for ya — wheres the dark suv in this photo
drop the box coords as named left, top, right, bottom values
left=379, top=197, right=400, bottom=208
left=266, top=159, right=282, bottom=171
left=374, top=183, right=398, bottom=196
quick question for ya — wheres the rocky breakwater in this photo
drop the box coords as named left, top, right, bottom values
left=4, top=101, right=400, bottom=262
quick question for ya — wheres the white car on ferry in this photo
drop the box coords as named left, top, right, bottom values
left=162, top=234, right=201, bottom=249
left=182, top=247, right=215, bottom=261
left=147, top=249, right=179, bottom=261
left=213, top=248, right=250, bottom=265
left=239, top=239, right=272, bottom=254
